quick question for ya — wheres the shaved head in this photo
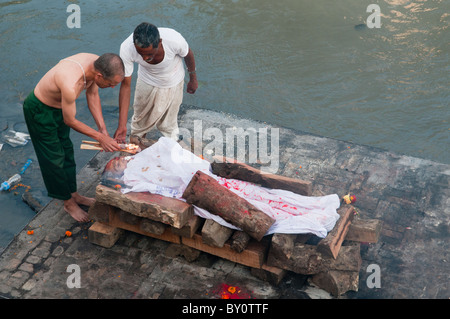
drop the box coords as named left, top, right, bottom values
left=94, top=53, right=125, bottom=80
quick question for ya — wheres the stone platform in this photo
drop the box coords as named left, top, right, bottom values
left=0, top=106, right=448, bottom=300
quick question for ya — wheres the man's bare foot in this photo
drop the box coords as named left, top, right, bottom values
left=71, top=192, right=95, bottom=207
left=64, top=198, right=90, bottom=223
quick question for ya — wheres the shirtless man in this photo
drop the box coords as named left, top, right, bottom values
left=23, top=53, right=124, bottom=222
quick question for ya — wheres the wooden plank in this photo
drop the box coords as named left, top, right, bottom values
left=317, top=206, right=355, bottom=259
left=95, top=184, right=193, bottom=229
left=107, top=206, right=181, bottom=244
left=345, top=218, right=382, bottom=243
left=181, top=234, right=269, bottom=269
left=211, top=156, right=312, bottom=196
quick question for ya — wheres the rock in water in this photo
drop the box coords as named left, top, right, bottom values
left=354, top=23, right=367, bottom=31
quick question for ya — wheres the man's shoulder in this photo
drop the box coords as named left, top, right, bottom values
left=120, top=33, right=134, bottom=48
left=120, top=33, right=137, bottom=60
left=159, top=28, right=186, bottom=42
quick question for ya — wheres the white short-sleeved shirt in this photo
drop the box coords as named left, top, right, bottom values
left=120, top=28, right=189, bottom=88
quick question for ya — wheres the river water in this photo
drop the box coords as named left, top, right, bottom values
left=0, top=0, right=448, bottom=252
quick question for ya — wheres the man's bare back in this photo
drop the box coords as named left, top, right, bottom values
left=34, top=53, right=98, bottom=109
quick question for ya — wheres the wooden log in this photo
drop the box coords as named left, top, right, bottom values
left=140, top=218, right=166, bottom=236
left=345, top=218, right=382, bottom=243
left=95, top=184, right=193, bottom=229
left=230, top=231, right=251, bottom=253
left=181, top=234, right=269, bottom=269
left=171, top=215, right=204, bottom=238
left=211, top=156, right=312, bottom=196
left=118, top=209, right=141, bottom=225
left=311, top=270, right=359, bottom=297
left=107, top=206, right=180, bottom=244
left=267, top=233, right=361, bottom=275
left=201, top=219, right=234, bottom=248
left=182, top=170, right=275, bottom=241
left=165, top=243, right=201, bottom=263
left=317, top=206, right=355, bottom=259
left=88, top=202, right=111, bottom=224
left=88, top=221, right=123, bottom=248
left=251, top=264, right=287, bottom=286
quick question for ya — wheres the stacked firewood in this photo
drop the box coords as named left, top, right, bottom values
left=88, top=157, right=381, bottom=297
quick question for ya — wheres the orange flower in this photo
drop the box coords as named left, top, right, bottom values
left=27, top=230, right=34, bottom=235
left=343, top=194, right=356, bottom=204
left=114, top=184, right=122, bottom=190
left=65, top=231, right=72, bottom=237
left=221, top=294, right=230, bottom=299
left=228, top=286, right=236, bottom=294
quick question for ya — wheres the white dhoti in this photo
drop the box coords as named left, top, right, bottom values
left=130, top=78, right=184, bottom=139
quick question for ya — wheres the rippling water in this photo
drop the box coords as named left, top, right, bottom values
left=0, top=0, right=448, bottom=250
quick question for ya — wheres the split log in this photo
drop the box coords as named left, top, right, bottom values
left=140, top=218, right=166, bottom=236
left=171, top=215, right=204, bottom=238
left=201, top=219, right=234, bottom=248
left=230, top=231, right=251, bottom=253
left=107, top=206, right=180, bottom=244
left=182, top=170, right=275, bottom=241
left=88, top=202, right=111, bottom=224
left=118, top=209, right=141, bottom=225
left=267, top=233, right=361, bottom=275
left=165, top=243, right=201, bottom=263
left=211, top=156, right=312, bottom=196
left=311, top=270, right=359, bottom=297
left=317, top=206, right=355, bottom=259
left=251, top=264, right=287, bottom=286
left=88, top=222, right=123, bottom=248
left=95, top=184, right=193, bottom=229
left=345, top=218, right=382, bottom=243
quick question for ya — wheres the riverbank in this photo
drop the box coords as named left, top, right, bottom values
left=0, top=106, right=448, bottom=299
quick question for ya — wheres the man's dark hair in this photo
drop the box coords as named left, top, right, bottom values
left=94, top=53, right=124, bottom=79
left=133, top=22, right=160, bottom=49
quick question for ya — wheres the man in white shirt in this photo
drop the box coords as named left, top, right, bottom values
left=115, top=22, right=198, bottom=143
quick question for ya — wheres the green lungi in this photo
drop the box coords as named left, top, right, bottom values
left=23, top=90, right=76, bottom=200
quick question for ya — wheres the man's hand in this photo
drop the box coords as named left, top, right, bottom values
left=187, top=78, right=198, bottom=94
left=98, top=134, right=121, bottom=152
left=114, top=126, right=128, bottom=144
left=184, top=49, right=198, bottom=94
left=98, top=127, right=110, bottom=137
